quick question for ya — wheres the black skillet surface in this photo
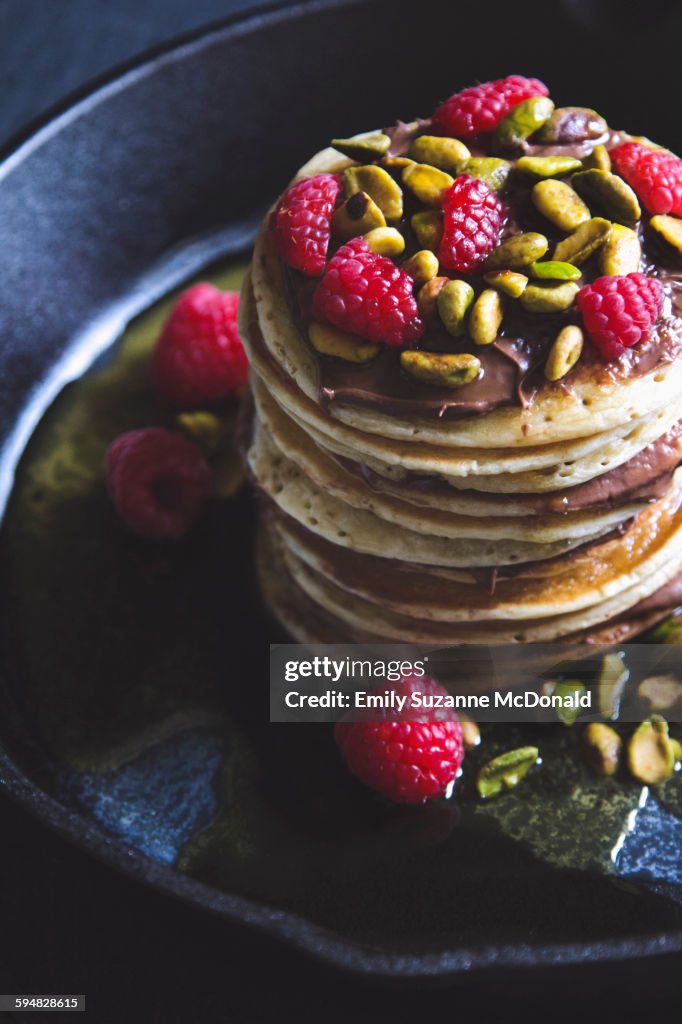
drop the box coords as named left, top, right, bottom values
left=0, top=0, right=681, bottom=981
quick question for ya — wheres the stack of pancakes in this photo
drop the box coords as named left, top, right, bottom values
left=240, top=134, right=682, bottom=645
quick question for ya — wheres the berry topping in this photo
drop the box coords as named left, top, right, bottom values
left=611, top=143, right=682, bottom=217
left=106, top=428, right=212, bottom=539
left=152, top=284, right=248, bottom=409
left=334, top=673, right=464, bottom=804
left=272, top=173, right=343, bottom=275
left=438, top=175, right=505, bottom=273
left=312, top=237, right=424, bottom=347
left=576, top=273, right=663, bottom=360
left=431, top=75, right=549, bottom=139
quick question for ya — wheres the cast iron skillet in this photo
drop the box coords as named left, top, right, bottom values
left=1, top=0, right=681, bottom=979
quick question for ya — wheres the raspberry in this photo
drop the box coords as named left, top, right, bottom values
left=272, top=173, right=343, bottom=275
left=611, top=142, right=682, bottom=217
left=438, top=175, right=505, bottom=272
left=431, top=75, right=549, bottom=138
left=152, top=284, right=248, bottom=408
left=334, top=673, right=464, bottom=805
left=576, top=273, right=663, bottom=361
left=312, top=237, right=424, bottom=347
left=106, top=428, right=212, bottom=539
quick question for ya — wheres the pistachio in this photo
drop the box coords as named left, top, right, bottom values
left=176, top=410, right=228, bottom=457
left=572, top=169, right=641, bottom=223
left=463, top=157, right=511, bottom=191
left=402, top=249, right=439, bottom=285
left=477, top=746, right=539, bottom=799
left=343, top=165, right=403, bottom=220
left=437, top=279, right=475, bottom=337
left=417, top=276, right=448, bottom=321
left=628, top=716, right=676, bottom=784
left=484, top=232, right=549, bottom=271
left=650, top=214, right=682, bottom=255
left=599, top=223, right=641, bottom=276
left=583, top=144, right=611, bottom=172
left=673, top=739, right=682, bottom=765
left=402, top=162, right=455, bottom=207
left=515, top=155, right=583, bottom=178
left=469, top=288, right=504, bottom=345
left=460, top=718, right=481, bottom=749
left=520, top=281, right=580, bottom=313
left=381, top=155, right=416, bottom=171
left=495, top=96, right=555, bottom=149
left=308, top=322, right=380, bottom=363
left=536, top=107, right=608, bottom=145
left=583, top=723, right=622, bottom=777
left=363, top=226, right=405, bottom=257
left=544, top=325, right=584, bottom=381
left=650, top=613, right=682, bottom=643
left=637, top=674, right=682, bottom=712
left=483, top=270, right=528, bottom=298
left=411, top=210, right=443, bottom=251
left=532, top=179, right=591, bottom=232
left=400, top=350, right=481, bottom=388
left=408, top=135, right=470, bottom=173
left=553, top=217, right=613, bottom=266
left=530, top=260, right=582, bottom=281
left=552, top=680, right=587, bottom=726
left=331, top=191, right=386, bottom=239
left=597, top=652, right=630, bottom=720
left=331, top=132, right=391, bottom=161
left=212, top=452, right=246, bottom=499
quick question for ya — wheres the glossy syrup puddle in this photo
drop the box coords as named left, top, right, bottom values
left=0, top=257, right=680, bottom=951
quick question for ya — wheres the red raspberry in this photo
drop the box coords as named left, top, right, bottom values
left=431, top=75, right=549, bottom=138
left=611, top=142, right=682, bottom=217
left=312, top=237, right=424, bottom=347
left=334, top=673, right=464, bottom=805
left=576, top=273, right=663, bottom=361
left=106, top=428, right=212, bottom=539
left=438, top=175, right=505, bottom=272
left=152, top=284, right=248, bottom=409
left=272, top=173, right=343, bottom=275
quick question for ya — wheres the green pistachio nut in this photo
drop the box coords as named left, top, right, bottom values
left=400, top=350, right=481, bottom=388
left=637, top=674, right=682, bottom=713
left=550, top=680, right=587, bottom=726
left=176, top=411, right=228, bottom=457
left=583, top=143, right=611, bottom=172
left=402, top=162, right=455, bottom=207
left=331, top=132, right=391, bottom=161
left=331, top=191, right=386, bottom=239
left=495, top=96, right=555, bottom=149
left=598, top=655, right=630, bottom=720
left=484, top=232, right=549, bottom=271
left=650, top=214, right=682, bottom=255
left=308, top=322, right=380, bottom=363
left=469, top=288, right=504, bottom=345
left=532, top=179, right=591, bottom=233
left=628, top=716, right=676, bottom=784
left=411, top=210, right=443, bottom=251
left=343, top=164, right=403, bottom=220
left=544, top=325, right=584, bottom=381
left=477, top=746, right=539, bottom=799
left=401, top=249, right=439, bottom=285
left=649, top=613, right=682, bottom=644
left=483, top=270, right=528, bottom=298
left=515, top=155, right=583, bottom=178
left=599, top=223, right=641, bottom=276
left=381, top=155, right=416, bottom=171
left=460, top=718, right=481, bottom=749
left=520, top=281, right=580, bottom=313
left=463, top=157, right=511, bottom=191
left=363, top=226, right=405, bottom=257
left=437, top=279, right=475, bottom=337
left=572, top=169, right=641, bottom=223
left=536, top=107, right=608, bottom=145
left=530, top=260, right=582, bottom=281
left=407, top=135, right=470, bottom=173
left=583, top=723, right=622, bottom=777
left=417, top=276, right=448, bottom=321
left=553, top=217, right=613, bottom=266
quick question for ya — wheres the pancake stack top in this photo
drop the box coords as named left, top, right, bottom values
left=240, top=75, right=682, bottom=644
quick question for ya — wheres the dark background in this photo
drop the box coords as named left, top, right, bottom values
left=0, top=1, right=681, bottom=1021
